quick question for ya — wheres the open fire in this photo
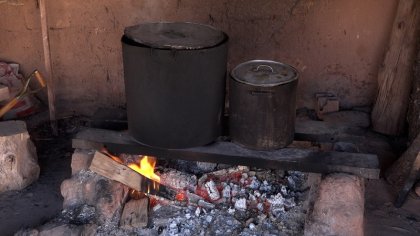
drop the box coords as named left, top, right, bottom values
left=80, top=149, right=308, bottom=235
left=128, top=156, right=160, bottom=183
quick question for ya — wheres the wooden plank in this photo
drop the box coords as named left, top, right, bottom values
left=120, top=198, right=148, bottom=229
left=295, top=120, right=364, bottom=142
left=75, top=128, right=380, bottom=179
left=39, top=0, right=58, bottom=135
left=371, top=0, right=420, bottom=135
left=89, top=151, right=144, bottom=192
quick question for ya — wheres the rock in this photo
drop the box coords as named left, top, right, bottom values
left=304, top=173, right=364, bottom=236
left=0, top=121, right=39, bottom=193
left=120, top=198, right=148, bottom=229
left=322, top=110, right=370, bottom=128
left=70, top=149, right=94, bottom=175
left=60, top=170, right=129, bottom=224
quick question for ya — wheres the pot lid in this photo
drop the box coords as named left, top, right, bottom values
left=124, top=22, right=226, bottom=50
left=231, top=60, right=298, bottom=87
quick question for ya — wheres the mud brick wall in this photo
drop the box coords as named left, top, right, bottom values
left=0, top=0, right=397, bottom=116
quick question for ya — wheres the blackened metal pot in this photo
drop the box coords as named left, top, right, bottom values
left=229, top=60, right=298, bottom=150
left=122, top=22, right=228, bottom=148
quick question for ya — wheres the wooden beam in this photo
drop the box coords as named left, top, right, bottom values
left=371, top=0, right=420, bottom=135
left=75, top=128, right=380, bottom=179
left=89, top=151, right=144, bottom=192
left=39, top=0, right=58, bottom=135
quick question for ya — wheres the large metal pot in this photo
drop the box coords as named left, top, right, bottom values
left=229, top=60, right=299, bottom=150
left=122, top=22, right=228, bottom=148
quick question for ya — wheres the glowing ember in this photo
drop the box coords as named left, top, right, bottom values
left=128, top=156, right=161, bottom=182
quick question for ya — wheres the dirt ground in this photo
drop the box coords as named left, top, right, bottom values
left=0, top=115, right=85, bottom=236
left=0, top=115, right=419, bottom=235
left=364, top=179, right=420, bottom=235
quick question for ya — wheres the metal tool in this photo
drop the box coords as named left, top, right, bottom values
left=0, top=70, right=46, bottom=118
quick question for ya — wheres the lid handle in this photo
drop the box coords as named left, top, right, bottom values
left=256, top=64, right=274, bottom=73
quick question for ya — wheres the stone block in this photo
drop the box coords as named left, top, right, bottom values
left=304, top=173, right=364, bottom=236
left=61, top=170, right=129, bottom=224
left=70, top=149, right=94, bottom=175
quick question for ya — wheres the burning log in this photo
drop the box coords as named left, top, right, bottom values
left=89, top=151, right=177, bottom=200
left=89, top=151, right=146, bottom=192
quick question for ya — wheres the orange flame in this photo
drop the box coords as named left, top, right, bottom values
left=128, top=156, right=161, bottom=182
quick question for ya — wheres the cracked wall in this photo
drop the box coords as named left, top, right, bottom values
left=0, top=0, right=397, bottom=115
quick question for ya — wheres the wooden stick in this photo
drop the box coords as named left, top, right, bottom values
left=39, top=0, right=58, bottom=135
left=89, top=151, right=144, bottom=191
left=394, top=152, right=420, bottom=207
left=371, top=0, right=420, bottom=135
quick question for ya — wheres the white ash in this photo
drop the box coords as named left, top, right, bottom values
left=222, top=184, right=231, bottom=198
left=60, top=204, right=96, bottom=225
left=195, top=207, right=201, bottom=217
left=186, top=191, right=204, bottom=205
left=259, top=180, right=272, bottom=192
left=249, top=177, right=261, bottom=190
left=234, top=198, right=247, bottom=211
left=196, top=161, right=217, bottom=173
left=198, top=199, right=215, bottom=209
left=159, top=169, right=197, bottom=191
left=230, top=183, right=240, bottom=197
left=41, top=164, right=308, bottom=236
left=204, top=180, right=220, bottom=201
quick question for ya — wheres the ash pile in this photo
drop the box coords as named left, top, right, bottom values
left=16, top=149, right=309, bottom=236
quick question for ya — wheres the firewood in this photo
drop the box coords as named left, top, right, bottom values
left=89, top=151, right=145, bottom=192
left=371, top=0, right=420, bottom=135
left=120, top=198, right=149, bottom=229
left=0, top=121, right=39, bottom=192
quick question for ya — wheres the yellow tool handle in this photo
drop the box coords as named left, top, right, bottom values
left=33, top=70, right=47, bottom=88
left=0, top=98, right=19, bottom=118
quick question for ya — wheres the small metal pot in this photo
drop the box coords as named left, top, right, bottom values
left=229, top=60, right=299, bottom=150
